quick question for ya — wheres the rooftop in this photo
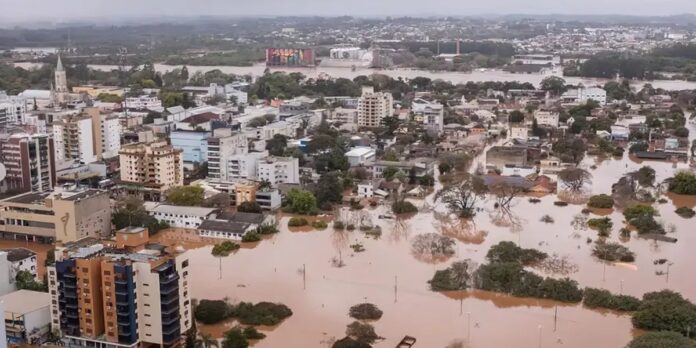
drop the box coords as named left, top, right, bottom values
left=144, top=203, right=218, bottom=217
left=0, top=290, right=51, bottom=315
left=1, top=248, right=36, bottom=262
left=198, top=219, right=250, bottom=234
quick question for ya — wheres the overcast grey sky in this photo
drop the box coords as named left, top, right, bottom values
left=1, top=0, right=695, bottom=22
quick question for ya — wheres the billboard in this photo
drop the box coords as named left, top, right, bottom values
left=266, top=48, right=315, bottom=67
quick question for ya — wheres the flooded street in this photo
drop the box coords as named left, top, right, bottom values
left=13, top=61, right=696, bottom=91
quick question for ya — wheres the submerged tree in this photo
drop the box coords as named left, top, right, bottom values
left=558, top=167, right=592, bottom=193
left=435, top=175, right=485, bottom=218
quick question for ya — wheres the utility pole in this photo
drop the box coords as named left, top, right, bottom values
left=554, top=306, right=558, bottom=332
left=394, top=275, right=398, bottom=303
left=467, top=312, right=471, bottom=343
left=303, top=264, right=306, bottom=290
left=538, top=325, right=543, bottom=348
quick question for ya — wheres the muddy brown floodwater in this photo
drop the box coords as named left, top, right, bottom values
left=154, top=123, right=696, bottom=348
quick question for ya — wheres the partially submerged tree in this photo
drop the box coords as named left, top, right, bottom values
left=429, top=259, right=477, bottom=291
left=411, top=233, right=456, bottom=261
left=435, top=175, right=486, bottom=218
left=558, top=167, right=592, bottom=193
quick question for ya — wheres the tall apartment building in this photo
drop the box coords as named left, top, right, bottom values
left=257, top=157, right=299, bottom=186
left=0, top=91, right=27, bottom=126
left=415, top=103, right=444, bottom=135
left=0, top=188, right=111, bottom=243
left=119, top=140, right=184, bottom=194
left=357, top=86, right=393, bottom=127
left=0, top=132, right=56, bottom=193
left=207, top=129, right=247, bottom=180
left=53, top=114, right=97, bottom=165
left=85, top=108, right=122, bottom=160
left=47, top=229, right=192, bottom=348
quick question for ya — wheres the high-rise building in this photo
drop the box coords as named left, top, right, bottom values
left=119, top=140, right=184, bottom=195
left=0, top=188, right=111, bottom=243
left=47, top=229, right=192, bottom=348
left=256, top=157, right=300, bottom=186
left=0, top=91, right=27, bottom=126
left=357, top=86, right=393, bottom=127
left=53, top=114, right=97, bottom=164
left=207, top=129, right=247, bottom=180
left=84, top=107, right=122, bottom=160
left=0, top=132, right=56, bottom=193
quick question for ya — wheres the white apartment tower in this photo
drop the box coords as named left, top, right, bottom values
left=257, top=157, right=300, bottom=186
left=52, top=114, right=97, bottom=164
left=358, top=86, right=393, bottom=127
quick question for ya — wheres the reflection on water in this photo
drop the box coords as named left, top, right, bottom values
left=146, top=140, right=696, bottom=347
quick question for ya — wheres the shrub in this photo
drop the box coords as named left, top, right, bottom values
left=230, top=302, right=293, bottom=326
left=346, top=321, right=381, bottom=344
left=346, top=224, right=356, bottom=231
left=629, top=142, right=648, bottom=154
left=588, top=217, right=613, bottom=236
left=592, top=241, right=635, bottom=262
left=288, top=217, right=309, bottom=227
left=222, top=327, right=249, bottom=348
left=540, top=215, right=554, bottom=223
left=241, top=232, right=261, bottom=243
left=486, top=241, right=547, bottom=265
left=392, top=200, right=418, bottom=214
left=312, top=220, right=328, bottom=229
left=668, top=171, right=696, bottom=195
left=334, top=221, right=345, bottom=229
left=350, top=243, right=365, bottom=252
left=675, top=206, right=696, bottom=218
left=195, top=299, right=229, bottom=324
left=588, top=194, right=614, bottom=209
left=583, top=288, right=642, bottom=311
left=242, top=326, right=266, bottom=340
left=255, top=223, right=278, bottom=235
left=612, top=147, right=624, bottom=157
left=237, top=201, right=262, bottom=213
left=429, top=260, right=475, bottom=291
left=554, top=201, right=568, bottom=207
left=474, top=262, right=583, bottom=303
left=349, top=303, right=383, bottom=320
left=212, top=241, right=240, bottom=257
left=627, top=331, right=696, bottom=348
left=332, top=337, right=371, bottom=348
left=529, top=198, right=541, bottom=203
left=632, top=290, right=696, bottom=336
left=623, top=204, right=658, bottom=221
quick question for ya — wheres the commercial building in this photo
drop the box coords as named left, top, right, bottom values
left=206, top=181, right=282, bottom=210
left=47, top=231, right=192, bottom=348
left=198, top=212, right=275, bottom=240
left=144, top=203, right=218, bottom=229
left=170, top=131, right=209, bottom=167
left=119, top=140, right=184, bottom=197
left=562, top=87, right=607, bottom=105
left=0, top=189, right=111, bottom=243
left=226, top=152, right=267, bottom=181
left=123, top=96, right=162, bottom=110
left=0, top=290, right=51, bottom=344
left=534, top=111, right=560, bottom=127
left=256, top=157, right=300, bottom=186
left=0, top=132, right=56, bottom=193
left=330, top=108, right=358, bottom=124
left=345, top=147, right=376, bottom=167
left=357, top=86, right=393, bottom=127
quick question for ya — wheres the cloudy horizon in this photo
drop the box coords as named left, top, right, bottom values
left=1, top=0, right=696, bottom=25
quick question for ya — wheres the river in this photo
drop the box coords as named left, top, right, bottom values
left=13, top=61, right=696, bottom=91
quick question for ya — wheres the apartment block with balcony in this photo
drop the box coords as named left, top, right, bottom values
left=256, top=157, right=299, bottom=186
left=52, top=114, right=97, bottom=165
left=357, top=86, right=393, bottom=128
left=47, top=230, right=192, bottom=348
left=119, top=140, right=184, bottom=200
left=0, top=132, right=56, bottom=193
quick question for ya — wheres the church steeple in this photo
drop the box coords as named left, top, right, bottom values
left=56, top=54, right=64, bottom=72
left=54, top=54, right=68, bottom=105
